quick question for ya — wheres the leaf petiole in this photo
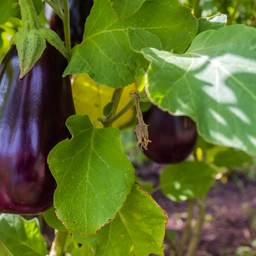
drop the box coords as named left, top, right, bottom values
left=102, top=87, right=148, bottom=128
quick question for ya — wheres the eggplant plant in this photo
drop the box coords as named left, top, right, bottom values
left=0, top=0, right=255, bottom=256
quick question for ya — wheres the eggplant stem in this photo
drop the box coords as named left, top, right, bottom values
left=49, top=230, right=68, bottom=256
left=104, top=88, right=124, bottom=127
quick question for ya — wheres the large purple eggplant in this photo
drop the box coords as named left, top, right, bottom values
left=142, top=106, right=197, bottom=164
left=0, top=45, right=75, bottom=214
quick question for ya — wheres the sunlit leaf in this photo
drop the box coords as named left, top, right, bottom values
left=48, top=115, right=135, bottom=236
left=0, top=214, right=47, bottom=256
left=160, top=161, right=215, bottom=202
left=143, top=25, right=256, bottom=156
left=64, top=0, right=197, bottom=88
left=198, top=14, right=227, bottom=34
left=75, top=183, right=167, bottom=256
left=72, top=74, right=136, bottom=128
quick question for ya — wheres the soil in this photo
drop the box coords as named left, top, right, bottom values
left=136, top=162, right=256, bottom=256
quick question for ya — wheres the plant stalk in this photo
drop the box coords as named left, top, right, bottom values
left=185, top=196, right=206, bottom=256
left=49, top=230, right=68, bottom=256
left=179, top=199, right=195, bottom=253
left=192, top=0, right=201, bottom=18
left=104, top=88, right=124, bottom=127
left=102, top=87, right=148, bottom=127
left=228, top=0, right=243, bottom=25
left=63, top=0, right=71, bottom=55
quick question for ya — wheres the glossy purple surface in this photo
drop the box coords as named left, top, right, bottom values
left=0, top=45, right=75, bottom=214
left=143, top=106, right=198, bottom=164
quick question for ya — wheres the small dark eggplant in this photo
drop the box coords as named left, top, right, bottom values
left=50, top=0, right=94, bottom=47
left=142, top=105, right=197, bottom=164
left=0, top=44, right=75, bottom=214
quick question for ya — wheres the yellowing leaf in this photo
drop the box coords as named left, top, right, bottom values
left=72, top=74, right=136, bottom=128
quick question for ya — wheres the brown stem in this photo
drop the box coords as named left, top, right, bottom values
left=132, top=92, right=151, bottom=151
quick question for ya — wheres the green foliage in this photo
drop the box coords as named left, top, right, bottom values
left=143, top=25, right=256, bottom=156
left=0, top=240, right=13, bottom=256
left=214, top=148, right=253, bottom=169
left=1, top=0, right=256, bottom=255
left=110, top=0, right=146, bottom=20
left=0, top=0, right=43, bottom=26
left=48, top=115, right=135, bottom=236
left=0, top=214, right=47, bottom=256
left=197, top=14, right=227, bottom=34
left=160, top=161, right=216, bottom=202
left=64, top=0, right=197, bottom=88
left=43, top=207, right=67, bottom=232
left=74, top=183, right=167, bottom=256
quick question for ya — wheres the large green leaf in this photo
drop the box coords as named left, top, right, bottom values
left=0, top=214, right=47, bottom=256
left=48, top=115, right=135, bottom=236
left=143, top=25, right=256, bottom=156
left=75, top=183, right=167, bottom=256
left=64, top=0, right=197, bottom=88
left=213, top=148, right=253, bottom=169
left=0, top=0, right=43, bottom=25
left=110, top=0, right=146, bottom=20
left=0, top=240, right=13, bottom=256
left=72, top=244, right=94, bottom=256
left=160, top=161, right=216, bottom=202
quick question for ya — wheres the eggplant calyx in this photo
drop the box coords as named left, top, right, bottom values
left=10, top=0, right=69, bottom=79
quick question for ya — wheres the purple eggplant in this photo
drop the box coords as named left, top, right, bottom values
left=50, top=0, right=94, bottom=47
left=142, top=106, right=197, bottom=164
left=0, top=44, right=75, bottom=214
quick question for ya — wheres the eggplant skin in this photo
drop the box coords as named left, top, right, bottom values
left=142, top=106, right=197, bottom=164
left=0, top=45, right=75, bottom=214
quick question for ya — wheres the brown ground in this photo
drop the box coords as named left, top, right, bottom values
left=136, top=162, right=256, bottom=256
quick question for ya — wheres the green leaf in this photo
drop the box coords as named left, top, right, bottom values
left=0, top=214, right=47, bottom=256
left=74, top=183, right=167, bottom=256
left=0, top=0, right=43, bottom=26
left=64, top=0, right=197, bottom=88
left=128, top=28, right=162, bottom=53
left=43, top=207, right=67, bottom=232
left=47, top=0, right=64, bottom=19
left=160, top=161, right=215, bottom=202
left=0, top=0, right=20, bottom=26
left=72, top=244, right=94, bottom=256
left=198, top=14, right=227, bottom=34
left=0, top=240, right=13, bottom=256
left=48, top=115, right=135, bottom=236
left=143, top=25, right=256, bottom=156
left=213, top=148, right=253, bottom=169
left=110, top=0, right=146, bottom=20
